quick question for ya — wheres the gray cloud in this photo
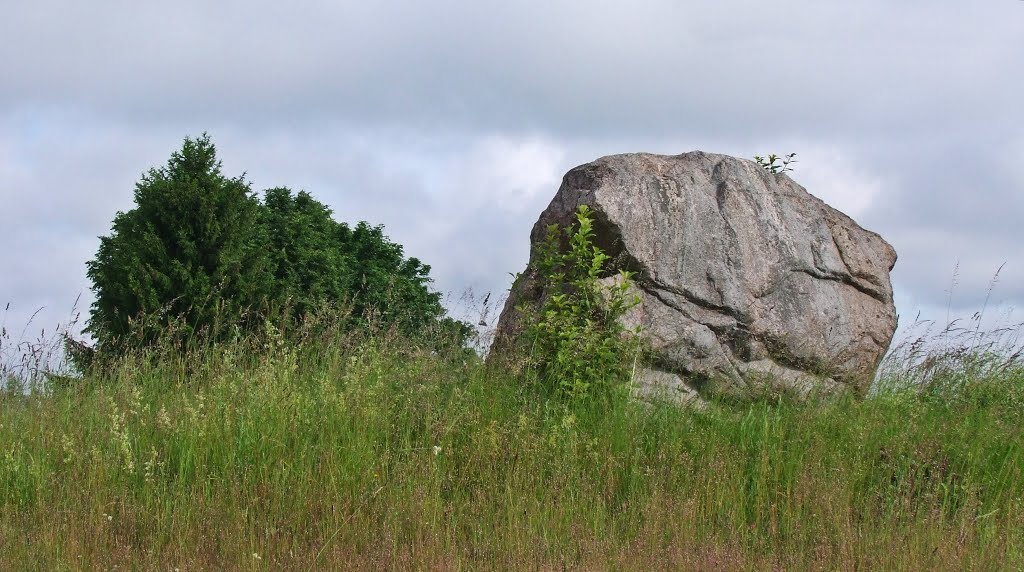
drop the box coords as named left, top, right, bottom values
left=1, top=0, right=1022, bottom=341
left=857, top=134, right=1024, bottom=310
left=3, top=1, right=1021, bottom=136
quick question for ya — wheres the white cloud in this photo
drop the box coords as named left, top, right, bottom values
left=787, top=146, right=884, bottom=219
left=448, top=135, right=567, bottom=213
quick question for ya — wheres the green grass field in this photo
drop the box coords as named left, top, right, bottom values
left=2, top=325, right=1023, bottom=570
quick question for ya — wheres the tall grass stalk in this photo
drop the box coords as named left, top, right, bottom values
left=1, top=314, right=1023, bottom=570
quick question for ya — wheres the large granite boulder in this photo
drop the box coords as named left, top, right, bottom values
left=494, top=151, right=898, bottom=401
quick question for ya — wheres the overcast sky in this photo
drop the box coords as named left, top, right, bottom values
left=1, top=0, right=1022, bottom=345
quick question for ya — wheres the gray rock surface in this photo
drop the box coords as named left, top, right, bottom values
left=494, top=151, right=898, bottom=400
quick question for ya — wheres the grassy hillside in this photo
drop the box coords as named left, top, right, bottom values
left=2, top=324, right=1023, bottom=570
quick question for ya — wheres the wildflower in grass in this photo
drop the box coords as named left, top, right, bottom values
left=155, top=405, right=172, bottom=432
left=432, top=445, right=442, bottom=456
left=183, top=393, right=207, bottom=438
left=2, top=447, right=17, bottom=470
left=561, top=414, right=576, bottom=430
left=107, top=397, right=136, bottom=473
left=60, top=433, right=75, bottom=464
left=117, top=431, right=134, bottom=473
left=143, top=446, right=160, bottom=483
left=517, top=413, right=530, bottom=432
left=127, top=385, right=143, bottom=421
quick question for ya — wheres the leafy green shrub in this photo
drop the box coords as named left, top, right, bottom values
left=754, top=152, right=797, bottom=174
left=522, top=205, right=642, bottom=402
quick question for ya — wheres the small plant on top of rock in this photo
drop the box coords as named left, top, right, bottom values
left=522, top=205, right=642, bottom=403
left=754, top=152, right=797, bottom=174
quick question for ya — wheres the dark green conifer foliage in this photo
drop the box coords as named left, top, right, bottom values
left=260, top=187, right=444, bottom=331
left=262, top=187, right=353, bottom=318
left=342, top=221, right=443, bottom=330
left=86, top=134, right=271, bottom=350
left=85, top=135, right=455, bottom=357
